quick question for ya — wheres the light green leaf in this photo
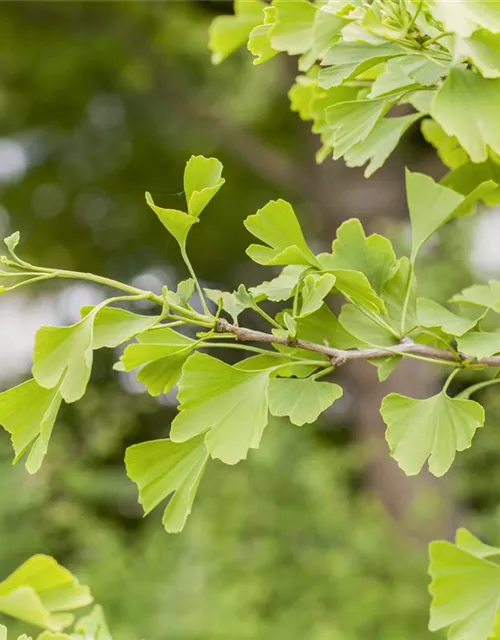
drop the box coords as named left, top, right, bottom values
left=345, top=113, right=422, bottom=176
left=183, top=155, right=225, bottom=218
left=451, top=281, right=500, bottom=310
left=456, top=331, right=500, bottom=359
left=421, top=119, right=469, bottom=170
left=373, top=356, right=401, bottom=382
left=443, top=160, right=500, bottom=207
left=72, top=605, right=112, bottom=640
left=205, top=284, right=253, bottom=323
left=324, top=218, right=396, bottom=292
left=250, top=265, right=307, bottom=302
left=382, top=256, right=417, bottom=330
left=406, top=170, right=478, bottom=262
left=417, top=298, right=477, bottom=337
left=398, top=55, right=448, bottom=86
left=126, top=435, right=208, bottom=533
left=80, top=306, right=159, bottom=349
left=165, top=279, right=195, bottom=309
left=457, top=29, right=500, bottom=79
left=432, top=69, right=500, bottom=163
left=0, top=379, right=62, bottom=474
left=455, top=528, right=500, bottom=559
left=299, top=273, right=336, bottom=318
left=0, top=555, right=92, bottom=630
left=170, top=352, right=270, bottom=464
left=381, top=391, right=485, bottom=477
left=32, top=309, right=101, bottom=403
left=339, top=304, right=398, bottom=347
left=298, top=2, right=346, bottom=71
left=209, top=0, right=265, bottom=64
left=429, top=532, right=500, bottom=640
left=120, top=327, right=196, bottom=397
left=4, top=232, right=20, bottom=254
left=369, top=57, right=419, bottom=99
left=429, top=0, right=500, bottom=37
left=326, top=98, right=388, bottom=159
left=319, top=42, right=406, bottom=88
left=271, top=0, right=317, bottom=55
left=248, top=5, right=278, bottom=65
left=145, top=193, right=197, bottom=251
left=244, top=199, right=319, bottom=267
left=268, top=378, right=343, bottom=426
left=317, top=253, right=387, bottom=314
left=235, top=354, right=315, bottom=378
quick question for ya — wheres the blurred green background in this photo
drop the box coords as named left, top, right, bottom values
left=1, top=2, right=500, bottom=639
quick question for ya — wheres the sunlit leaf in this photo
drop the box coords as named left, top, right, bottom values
left=324, top=218, right=396, bottom=293
left=0, top=555, right=92, bottom=631
left=271, top=0, right=317, bottom=55
left=80, top=306, right=159, bottom=349
left=268, top=378, right=343, bottom=426
left=429, top=530, right=500, bottom=640
left=429, top=0, right=500, bottom=37
left=205, top=284, right=253, bottom=323
left=456, top=331, right=500, bottom=359
left=183, top=155, right=225, bottom=217
left=250, top=265, right=307, bottom=302
left=299, top=273, right=336, bottom=318
left=421, top=119, right=469, bottom=170
left=170, top=352, right=270, bottom=464
left=381, top=391, right=484, bottom=477
left=248, top=5, right=278, bottom=65
left=145, top=193, right=197, bottom=251
left=126, top=435, right=208, bottom=533
left=244, top=199, right=320, bottom=267
left=344, top=113, right=422, bottom=176
left=209, top=0, right=265, bottom=64
left=72, top=605, right=113, bottom=640
left=451, top=281, right=500, bottom=310
left=432, top=69, right=500, bottom=163
left=417, top=298, right=477, bottom=337
left=0, top=379, right=62, bottom=474
left=119, top=327, right=196, bottom=397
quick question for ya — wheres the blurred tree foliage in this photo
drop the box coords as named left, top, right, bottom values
left=0, top=2, right=499, bottom=639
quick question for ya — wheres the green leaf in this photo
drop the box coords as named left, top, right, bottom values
left=432, top=69, right=500, bottom=163
left=421, top=119, right=469, bottom=170
left=270, top=0, right=317, bottom=55
left=299, top=273, right=336, bottom=318
left=298, top=3, right=347, bottom=72
left=209, top=0, right=265, bottom=64
left=382, top=256, right=417, bottom=330
left=344, top=113, right=422, bottom=176
left=429, top=0, right=500, bottom=37
left=443, top=159, right=500, bottom=207
left=250, top=265, right=307, bottom=302
left=205, top=284, right=253, bottom=323
left=165, top=279, right=195, bottom=309
left=32, top=309, right=103, bottom=403
left=268, top=378, right=343, bottom=426
left=80, top=306, right=159, bottom=349
left=326, top=98, right=388, bottom=160
left=183, top=155, right=225, bottom=218
left=244, top=199, right=319, bottom=267
left=0, top=379, right=62, bottom=474
left=319, top=42, right=406, bottom=89
left=339, top=304, right=398, bottom=347
left=4, top=232, right=20, bottom=255
left=429, top=531, right=500, bottom=640
left=72, top=605, right=112, bottom=640
left=368, top=58, right=419, bottom=99
left=451, top=281, right=500, bottom=310
left=324, top=218, right=396, bottom=293
left=456, top=331, right=500, bottom=359
left=457, top=29, right=500, bottom=79
left=380, top=391, right=485, bottom=477
left=145, top=192, right=197, bottom=251
left=170, top=352, right=270, bottom=464
left=248, top=5, right=278, bottom=65
left=0, top=555, right=92, bottom=631
left=405, top=170, right=493, bottom=262
left=119, top=327, right=196, bottom=397
left=455, top=528, right=500, bottom=559
left=235, top=354, right=315, bottom=378
left=126, top=435, right=208, bottom=533
left=417, top=298, right=477, bottom=337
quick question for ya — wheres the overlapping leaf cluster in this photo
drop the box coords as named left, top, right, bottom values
left=210, top=0, right=500, bottom=201
left=0, top=555, right=111, bottom=639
